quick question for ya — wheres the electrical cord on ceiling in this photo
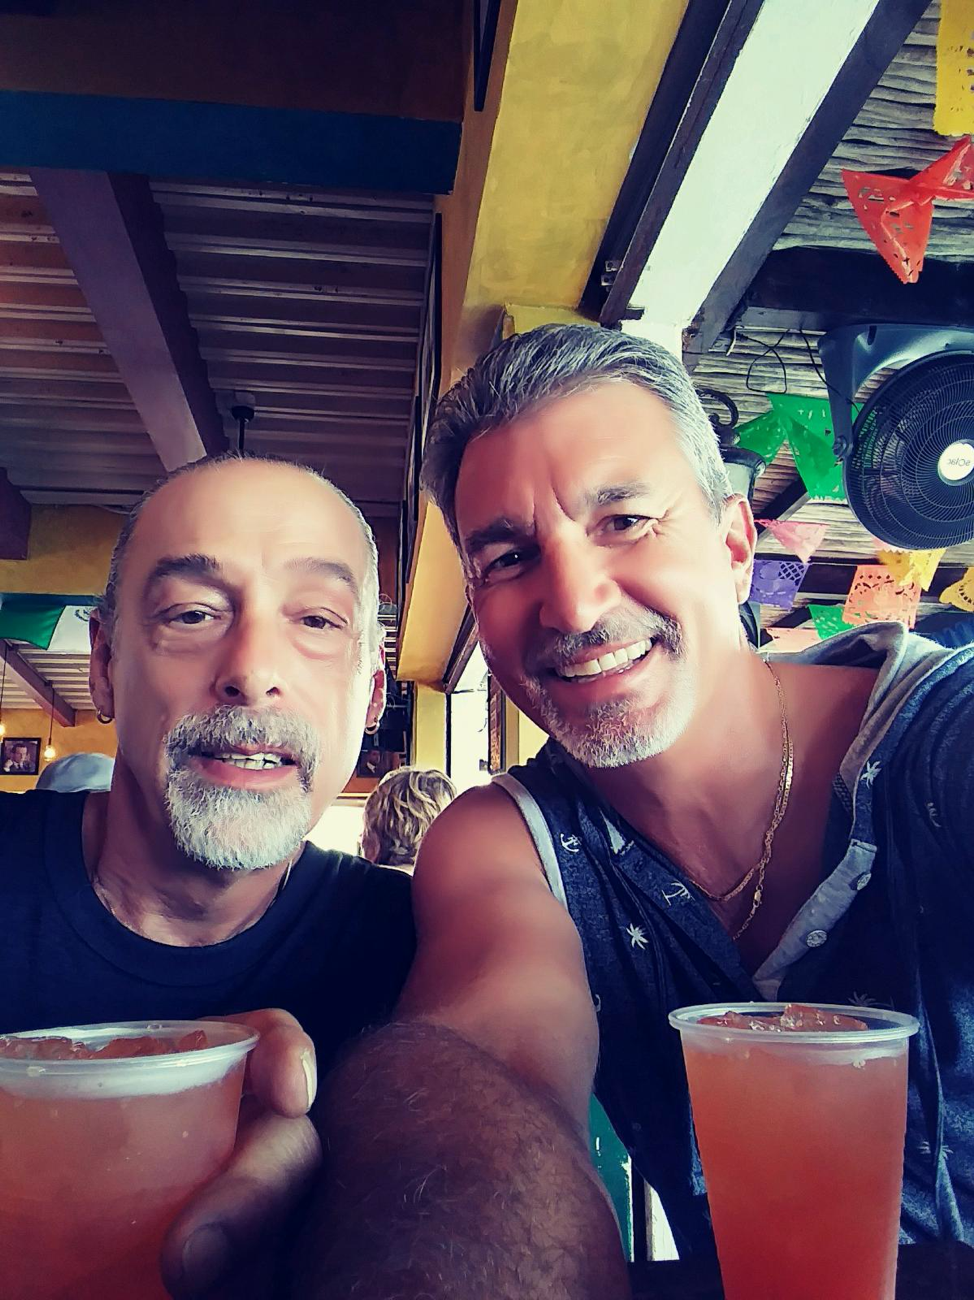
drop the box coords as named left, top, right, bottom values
left=744, top=329, right=789, bottom=395
left=798, top=328, right=856, bottom=408
left=740, top=328, right=857, bottom=409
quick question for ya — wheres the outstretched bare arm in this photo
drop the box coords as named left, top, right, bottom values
left=295, top=786, right=631, bottom=1299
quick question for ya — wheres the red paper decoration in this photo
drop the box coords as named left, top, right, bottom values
left=842, top=136, right=974, bottom=283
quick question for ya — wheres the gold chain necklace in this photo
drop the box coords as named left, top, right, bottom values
left=694, top=663, right=794, bottom=941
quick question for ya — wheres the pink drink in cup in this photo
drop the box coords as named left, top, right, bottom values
left=669, top=1002, right=919, bottom=1300
left=0, top=1019, right=258, bottom=1299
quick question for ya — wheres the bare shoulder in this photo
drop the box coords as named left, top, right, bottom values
left=773, top=660, right=879, bottom=723
left=403, top=783, right=597, bottom=1119
left=413, top=781, right=544, bottom=898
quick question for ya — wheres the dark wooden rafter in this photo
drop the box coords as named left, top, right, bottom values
left=801, top=560, right=966, bottom=602
left=0, top=640, right=76, bottom=727
left=0, top=470, right=30, bottom=559
left=591, top=0, right=763, bottom=324
left=30, top=169, right=226, bottom=470
left=753, top=479, right=809, bottom=535
left=442, top=607, right=477, bottom=694
left=684, top=0, right=932, bottom=363
left=6, top=97, right=460, bottom=193
left=739, top=247, right=974, bottom=335
left=762, top=560, right=968, bottom=616
left=773, top=606, right=813, bottom=629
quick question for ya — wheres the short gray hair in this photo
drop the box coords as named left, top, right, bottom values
left=421, top=323, right=732, bottom=547
left=96, top=451, right=382, bottom=654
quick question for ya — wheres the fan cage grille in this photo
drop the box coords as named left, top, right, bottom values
left=847, top=352, right=974, bottom=550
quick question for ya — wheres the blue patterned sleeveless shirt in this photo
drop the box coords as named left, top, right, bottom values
left=497, top=625, right=974, bottom=1257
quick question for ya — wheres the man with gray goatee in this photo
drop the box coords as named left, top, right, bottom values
left=0, top=452, right=416, bottom=1296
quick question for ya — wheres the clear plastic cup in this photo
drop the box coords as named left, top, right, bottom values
left=0, top=1019, right=258, bottom=1300
left=669, top=1002, right=919, bottom=1300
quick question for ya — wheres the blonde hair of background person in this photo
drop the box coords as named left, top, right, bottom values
left=360, top=767, right=456, bottom=871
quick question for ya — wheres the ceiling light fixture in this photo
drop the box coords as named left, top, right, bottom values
left=43, top=684, right=56, bottom=762
left=230, top=391, right=257, bottom=453
left=698, top=386, right=767, bottom=502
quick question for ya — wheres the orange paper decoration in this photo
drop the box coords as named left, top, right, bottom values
left=842, top=136, right=974, bottom=283
left=843, top=565, right=921, bottom=629
left=765, top=625, right=821, bottom=654
left=940, top=566, right=974, bottom=613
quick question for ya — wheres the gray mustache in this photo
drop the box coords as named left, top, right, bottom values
left=524, top=613, right=683, bottom=676
left=165, top=706, right=321, bottom=784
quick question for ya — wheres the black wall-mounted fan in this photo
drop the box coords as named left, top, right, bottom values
left=819, top=325, right=974, bottom=549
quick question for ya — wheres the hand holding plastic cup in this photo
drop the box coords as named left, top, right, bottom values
left=669, top=1001, right=918, bottom=1300
left=0, top=1019, right=258, bottom=1300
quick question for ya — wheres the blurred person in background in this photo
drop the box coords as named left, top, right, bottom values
left=360, top=766, right=456, bottom=872
left=35, top=752, right=115, bottom=793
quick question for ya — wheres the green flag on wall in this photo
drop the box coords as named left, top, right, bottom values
left=0, top=597, right=95, bottom=651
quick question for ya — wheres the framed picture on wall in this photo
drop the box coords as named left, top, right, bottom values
left=1, top=737, right=40, bottom=777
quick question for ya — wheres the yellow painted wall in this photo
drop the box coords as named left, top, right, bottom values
left=469, top=0, right=688, bottom=309
left=437, top=0, right=518, bottom=383
left=503, top=696, right=548, bottom=767
left=0, top=507, right=120, bottom=595
left=456, top=0, right=688, bottom=367
left=412, top=683, right=447, bottom=770
left=506, top=304, right=589, bottom=335
left=400, top=1, right=688, bottom=685
left=397, top=500, right=469, bottom=685
left=0, top=709, right=116, bottom=794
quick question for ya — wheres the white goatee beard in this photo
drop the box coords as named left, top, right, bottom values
left=521, top=654, right=695, bottom=769
left=165, top=770, right=315, bottom=871
left=163, top=705, right=321, bottom=871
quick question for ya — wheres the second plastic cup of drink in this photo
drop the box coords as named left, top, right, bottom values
left=0, top=1019, right=258, bottom=1300
left=669, top=1002, right=919, bottom=1300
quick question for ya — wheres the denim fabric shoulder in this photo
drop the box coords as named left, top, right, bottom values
left=778, top=646, right=974, bottom=1242
left=876, top=653, right=974, bottom=1242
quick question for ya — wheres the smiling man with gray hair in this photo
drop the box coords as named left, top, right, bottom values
left=293, top=323, right=974, bottom=1297
left=0, top=451, right=414, bottom=1297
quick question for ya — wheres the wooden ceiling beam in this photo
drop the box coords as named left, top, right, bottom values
left=30, top=170, right=226, bottom=471
left=753, top=478, right=809, bottom=535
left=181, top=278, right=425, bottom=308
left=0, top=434, right=159, bottom=457
left=21, top=489, right=145, bottom=507
left=166, top=233, right=428, bottom=269
left=11, top=468, right=159, bottom=492
left=0, top=469, right=30, bottom=559
left=739, top=247, right=974, bottom=335
left=684, top=0, right=931, bottom=363
left=592, top=0, right=762, bottom=323
left=773, top=607, right=813, bottom=629
left=774, top=559, right=968, bottom=603
left=441, top=608, right=477, bottom=695
left=1, top=640, right=76, bottom=727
